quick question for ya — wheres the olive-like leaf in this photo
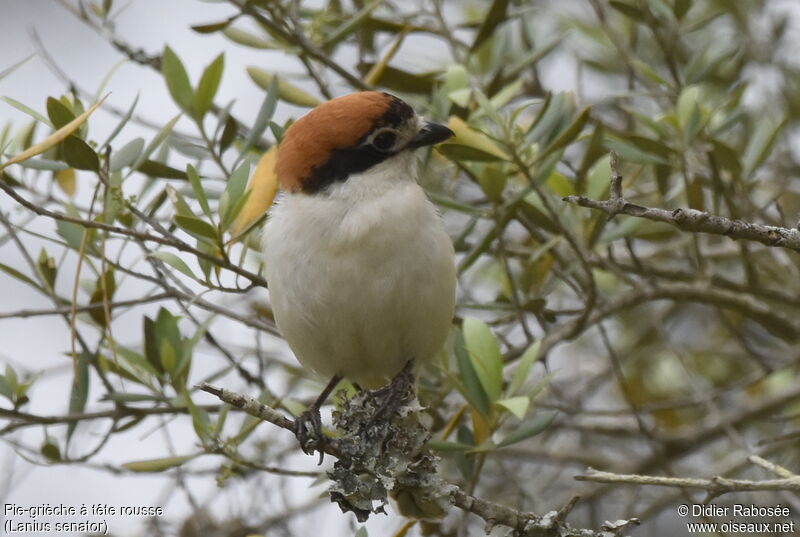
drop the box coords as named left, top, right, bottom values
left=62, top=135, right=99, bottom=171
left=471, top=0, right=509, bottom=52
left=194, top=53, right=224, bottom=119
left=122, top=454, right=197, bottom=473
left=232, top=145, right=278, bottom=237
left=1, top=95, right=108, bottom=171
left=162, top=46, right=193, bottom=113
left=498, top=412, right=556, bottom=447
left=462, top=317, right=503, bottom=403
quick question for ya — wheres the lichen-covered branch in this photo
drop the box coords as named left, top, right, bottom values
left=198, top=383, right=640, bottom=537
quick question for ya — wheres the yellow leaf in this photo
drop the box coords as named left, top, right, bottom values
left=442, top=116, right=509, bottom=161
left=364, top=26, right=411, bottom=87
left=54, top=168, right=76, bottom=197
left=122, top=454, right=197, bottom=473
left=246, top=67, right=321, bottom=107
left=232, top=145, right=279, bottom=238
left=471, top=407, right=492, bottom=446
left=0, top=94, right=109, bottom=171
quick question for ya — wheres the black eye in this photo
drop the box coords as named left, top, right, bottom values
left=371, top=131, right=397, bottom=152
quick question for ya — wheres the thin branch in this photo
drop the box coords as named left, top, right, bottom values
left=0, top=293, right=172, bottom=320
left=0, top=403, right=222, bottom=434
left=563, top=154, right=800, bottom=253
left=227, top=0, right=370, bottom=91
left=0, top=180, right=268, bottom=287
left=576, top=468, right=800, bottom=493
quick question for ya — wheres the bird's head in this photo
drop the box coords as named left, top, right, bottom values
left=276, top=91, right=453, bottom=194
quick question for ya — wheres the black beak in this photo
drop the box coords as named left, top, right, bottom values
left=408, top=121, right=454, bottom=149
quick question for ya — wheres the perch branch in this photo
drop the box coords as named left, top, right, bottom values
left=198, top=383, right=639, bottom=537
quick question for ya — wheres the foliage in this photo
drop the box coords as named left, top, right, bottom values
left=1, top=0, right=800, bottom=535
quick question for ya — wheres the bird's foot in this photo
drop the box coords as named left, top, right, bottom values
left=295, top=406, right=327, bottom=464
left=370, top=360, right=415, bottom=424
left=294, top=374, right=342, bottom=464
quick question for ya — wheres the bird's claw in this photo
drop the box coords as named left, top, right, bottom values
left=295, top=407, right=326, bottom=464
left=367, top=360, right=415, bottom=427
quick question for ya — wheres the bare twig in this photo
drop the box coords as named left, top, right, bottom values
left=563, top=154, right=800, bottom=252
left=576, top=467, right=800, bottom=493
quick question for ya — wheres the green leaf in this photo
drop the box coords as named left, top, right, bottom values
left=47, top=98, right=76, bottom=129
left=223, top=26, right=278, bottom=49
left=55, top=208, right=89, bottom=252
left=131, top=113, right=181, bottom=172
left=219, top=115, right=238, bottom=153
left=1, top=97, right=52, bottom=127
left=604, top=137, right=669, bottom=165
left=585, top=154, right=611, bottom=199
left=471, top=0, right=509, bottom=52
left=498, top=412, right=556, bottom=447
left=219, top=162, right=251, bottom=229
left=5, top=365, right=18, bottom=390
left=448, top=88, right=472, bottom=108
left=445, top=64, right=469, bottom=94
left=194, top=53, right=224, bottom=119
left=102, top=94, right=139, bottom=149
left=14, top=158, right=67, bottom=171
left=67, top=351, right=90, bottom=441
left=505, top=37, right=562, bottom=79
left=454, top=328, right=492, bottom=417
left=154, top=308, right=183, bottom=374
left=192, top=20, right=232, bottom=34
left=540, top=106, right=591, bottom=159
left=166, top=184, right=194, bottom=218
left=0, top=262, right=44, bottom=292
left=175, top=214, right=219, bottom=241
left=742, top=117, right=786, bottom=178
left=41, top=437, right=61, bottom=461
left=122, top=454, right=197, bottom=472
left=143, top=316, right=164, bottom=375
left=186, top=165, right=212, bottom=220
left=62, top=135, right=99, bottom=171
left=137, top=159, right=188, bottom=179
left=162, top=46, right=193, bottom=113
left=508, top=340, right=541, bottom=396
left=673, top=0, right=691, bottom=19
left=89, top=268, right=116, bottom=326
left=36, top=248, right=57, bottom=291
left=632, top=59, right=671, bottom=88
left=462, top=317, right=503, bottom=403
left=241, top=76, right=279, bottom=156
left=109, top=137, right=144, bottom=171
left=676, top=85, right=701, bottom=128
left=356, top=65, right=435, bottom=94
left=149, top=251, right=198, bottom=281
left=609, top=0, right=644, bottom=19
left=477, top=164, right=507, bottom=202
left=181, top=389, right=210, bottom=438
left=526, top=93, right=575, bottom=146
left=324, top=2, right=379, bottom=47
left=496, top=396, right=529, bottom=419
left=0, top=373, right=12, bottom=401
left=0, top=53, right=35, bottom=82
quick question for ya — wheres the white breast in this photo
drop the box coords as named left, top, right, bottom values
left=262, top=154, right=456, bottom=387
